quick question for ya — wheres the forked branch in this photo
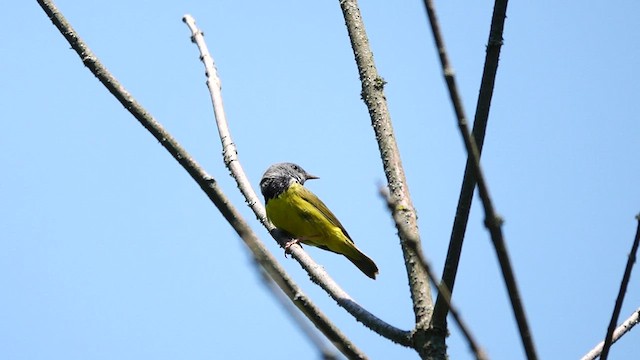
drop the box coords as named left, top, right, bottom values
left=379, top=188, right=488, bottom=360
left=339, top=0, right=434, bottom=342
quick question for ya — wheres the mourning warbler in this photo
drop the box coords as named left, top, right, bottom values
left=260, top=162, right=379, bottom=279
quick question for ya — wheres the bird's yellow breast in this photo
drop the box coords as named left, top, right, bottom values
left=265, top=183, right=345, bottom=248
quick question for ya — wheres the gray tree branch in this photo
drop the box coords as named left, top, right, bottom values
left=337, top=1, right=438, bottom=357
left=421, top=0, right=538, bottom=358
left=432, top=0, right=509, bottom=330
left=379, top=188, right=488, bottom=360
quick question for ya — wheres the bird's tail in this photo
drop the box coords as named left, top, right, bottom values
left=344, top=246, right=379, bottom=280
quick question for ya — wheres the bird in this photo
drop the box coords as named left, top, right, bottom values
left=260, top=162, right=379, bottom=279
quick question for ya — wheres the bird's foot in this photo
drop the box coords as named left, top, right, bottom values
left=283, top=239, right=301, bottom=257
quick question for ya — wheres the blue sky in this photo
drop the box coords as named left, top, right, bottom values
left=2, top=1, right=639, bottom=359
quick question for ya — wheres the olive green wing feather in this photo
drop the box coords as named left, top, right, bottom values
left=296, top=186, right=354, bottom=243
left=294, top=184, right=379, bottom=279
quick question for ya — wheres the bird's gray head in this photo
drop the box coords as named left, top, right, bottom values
left=260, top=162, right=318, bottom=201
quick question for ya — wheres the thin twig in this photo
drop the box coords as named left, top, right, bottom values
left=599, top=214, right=640, bottom=360
left=379, top=188, right=489, bottom=360
left=338, top=0, right=434, bottom=347
left=421, top=1, right=538, bottom=359
left=181, top=15, right=267, bottom=227
left=581, top=307, right=640, bottom=360
left=36, top=2, right=367, bottom=359
left=433, top=0, right=509, bottom=329
left=182, top=14, right=412, bottom=348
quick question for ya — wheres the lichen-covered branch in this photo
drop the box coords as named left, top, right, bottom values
left=379, top=188, right=488, bottom=360
left=338, top=0, right=433, bottom=333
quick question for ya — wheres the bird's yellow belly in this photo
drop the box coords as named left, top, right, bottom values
left=266, top=186, right=338, bottom=247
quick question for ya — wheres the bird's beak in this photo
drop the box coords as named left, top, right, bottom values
left=306, top=174, right=319, bottom=180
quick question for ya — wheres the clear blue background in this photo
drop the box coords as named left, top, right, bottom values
left=2, top=1, right=639, bottom=359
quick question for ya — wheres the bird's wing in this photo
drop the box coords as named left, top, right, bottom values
left=296, top=185, right=355, bottom=244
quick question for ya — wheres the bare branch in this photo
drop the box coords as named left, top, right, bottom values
left=379, top=188, right=489, bottom=360
left=181, top=13, right=412, bottom=348
left=287, top=243, right=412, bottom=346
left=182, top=15, right=268, bottom=227
left=433, top=0, right=509, bottom=329
left=254, top=261, right=340, bottom=360
left=581, top=307, right=640, bottom=360
left=338, top=0, right=434, bottom=347
left=36, top=1, right=368, bottom=358
left=245, top=231, right=368, bottom=359
left=421, top=0, right=538, bottom=359
left=599, top=214, right=640, bottom=360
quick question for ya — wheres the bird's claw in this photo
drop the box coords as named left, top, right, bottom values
left=283, top=239, right=300, bottom=257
